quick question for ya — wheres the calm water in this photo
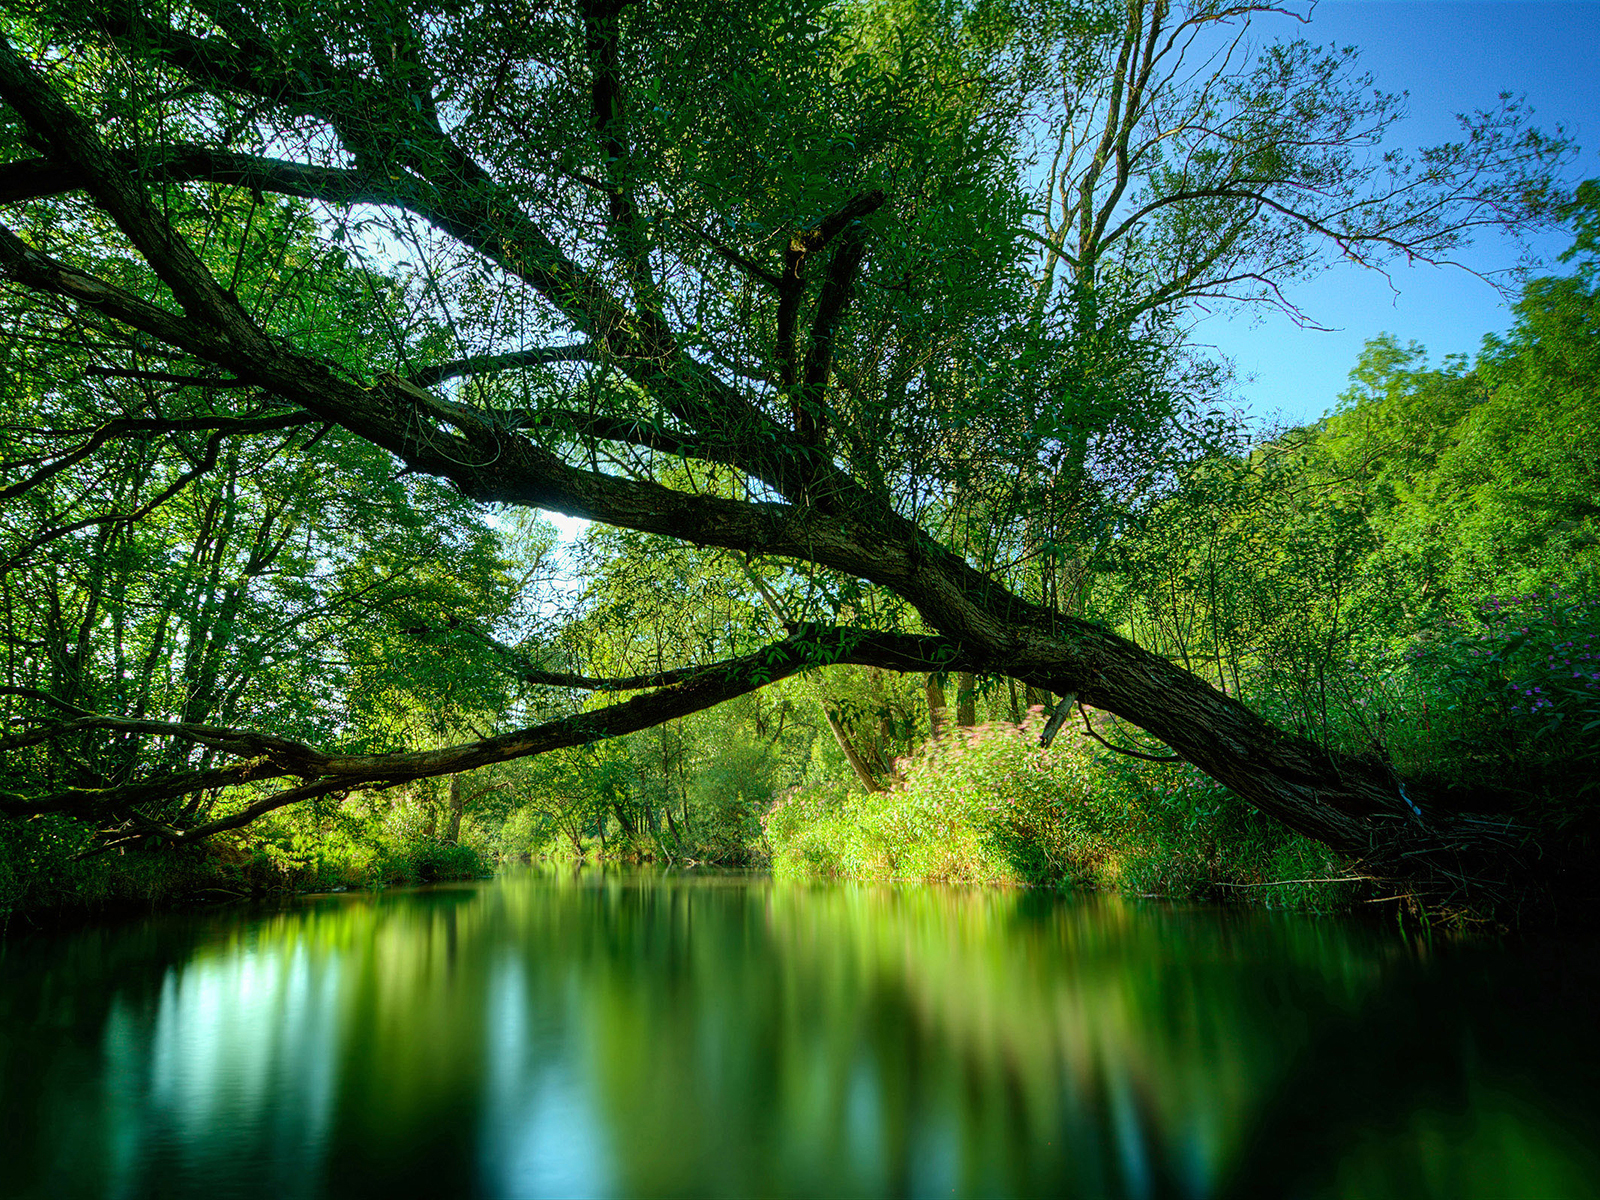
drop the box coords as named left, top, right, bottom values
left=2, top=870, right=1597, bottom=1199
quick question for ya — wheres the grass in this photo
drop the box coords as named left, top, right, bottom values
left=765, top=710, right=1365, bottom=912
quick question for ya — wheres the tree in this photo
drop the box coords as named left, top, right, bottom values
left=1026, top=0, right=1568, bottom=335
left=0, top=0, right=1573, bottom=898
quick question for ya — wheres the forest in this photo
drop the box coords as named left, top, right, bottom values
left=1, top=0, right=1595, bottom=924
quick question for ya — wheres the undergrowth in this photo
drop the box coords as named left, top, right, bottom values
left=765, top=710, right=1361, bottom=912
left=0, top=794, right=491, bottom=926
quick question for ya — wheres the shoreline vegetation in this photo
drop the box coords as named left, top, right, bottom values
left=764, top=709, right=1366, bottom=914
left=7, top=537, right=1600, bottom=928
left=10, top=545, right=1598, bottom=929
left=2, top=5, right=1597, bottom=931
left=10, top=599, right=1596, bottom=928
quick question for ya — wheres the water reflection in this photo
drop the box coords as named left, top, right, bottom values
left=0, top=870, right=1596, bottom=1198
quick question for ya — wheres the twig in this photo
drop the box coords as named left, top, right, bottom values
left=1073, top=701, right=1181, bottom=761
left=1216, top=876, right=1369, bottom=888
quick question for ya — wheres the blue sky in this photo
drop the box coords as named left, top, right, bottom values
left=1196, top=0, right=1600, bottom=429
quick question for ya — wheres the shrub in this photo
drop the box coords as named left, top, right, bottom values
left=1405, top=585, right=1600, bottom=787
left=765, top=710, right=1362, bottom=910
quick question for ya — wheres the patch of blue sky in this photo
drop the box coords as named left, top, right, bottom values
left=1198, top=1, right=1600, bottom=430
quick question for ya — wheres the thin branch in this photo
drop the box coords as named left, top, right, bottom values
left=0, top=627, right=963, bottom=841
left=0, top=686, right=94, bottom=716
left=1077, top=701, right=1182, bottom=762
left=676, top=220, right=784, bottom=290
left=408, top=344, right=592, bottom=388
left=401, top=621, right=703, bottom=690
left=0, top=36, right=263, bottom=341
left=0, top=145, right=387, bottom=208
left=1216, top=876, right=1368, bottom=888
left=2, top=427, right=229, bottom=568
left=0, top=412, right=313, bottom=501
left=81, top=365, right=256, bottom=387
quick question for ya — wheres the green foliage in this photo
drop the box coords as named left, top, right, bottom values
left=1408, top=587, right=1600, bottom=777
left=0, top=814, right=230, bottom=922
left=1093, top=198, right=1600, bottom=816
left=0, top=774, right=505, bottom=921
left=767, top=714, right=1357, bottom=910
left=0, top=0, right=1588, bottom=917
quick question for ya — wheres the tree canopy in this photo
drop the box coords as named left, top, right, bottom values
left=0, top=0, right=1578, bottom=893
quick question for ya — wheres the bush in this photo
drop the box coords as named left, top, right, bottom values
left=1409, top=586, right=1600, bottom=772
left=766, top=715, right=1084, bottom=886
left=0, top=813, right=249, bottom=924
left=765, top=711, right=1359, bottom=909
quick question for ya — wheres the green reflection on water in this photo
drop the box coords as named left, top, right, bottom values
left=1, top=869, right=1596, bottom=1199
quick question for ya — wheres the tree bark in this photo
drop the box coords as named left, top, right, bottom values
left=954, top=671, right=977, bottom=728
left=824, top=703, right=886, bottom=793
left=926, top=675, right=947, bottom=741
left=446, top=773, right=464, bottom=844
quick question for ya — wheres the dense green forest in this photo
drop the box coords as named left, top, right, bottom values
left=0, top=0, right=1594, bottom=923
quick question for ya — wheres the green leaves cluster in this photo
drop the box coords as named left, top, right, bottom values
left=1093, top=196, right=1600, bottom=806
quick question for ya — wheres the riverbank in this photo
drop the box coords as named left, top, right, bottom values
left=4, top=700, right=1589, bottom=931
left=0, top=822, right=491, bottom=929
left=763, top=713, right=1371, bottom=915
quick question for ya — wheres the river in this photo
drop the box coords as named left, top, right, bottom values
left=1, top=868, right=1597, bottom=1198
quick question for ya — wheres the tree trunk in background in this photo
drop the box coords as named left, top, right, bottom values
left=663, top=805, right=684, bottom=860
left=1025, top=684, right=1050, bottom=713
left=955, top=671, right=976, bottom=728
left=446, top=772, right=465, bottom=843
left=869, top=668, right=902, bottom=776
left=926, top=675, right=947, bottom=740
left=821, top=702, right=884, bottom=792
left=750, top=567, right=883, bottom=790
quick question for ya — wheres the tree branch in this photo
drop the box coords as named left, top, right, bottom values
left=1077, top=701, right=1182, bottom=763
left=798, top=222, right=870, bottom=446
left=776, top=189, right=885, bottom=397
left=0, top=411, right=313, bottom=501
left=677, top=220, right=784, bottom=290
left=1, top=425, right=231, bottom=568
left=579, top=0, right=671, bottom=355
left=0, top=144, right=391, bottom=208
left=1, top=21, right=841, bottom=505
left=400, top=620, right=705, bottom=690
left=409, top=345, right=593, bottom=388
left=0, top=35, right=264, bottom=342
left=1, top=218, right=1038, bottom=653
left=0, top=627, right=964, bottom=842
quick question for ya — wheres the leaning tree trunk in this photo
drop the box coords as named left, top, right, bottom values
left=999, top=612, right=1518, bottom=901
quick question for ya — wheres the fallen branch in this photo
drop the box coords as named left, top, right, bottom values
left=1215, top=876, right=1369, bottom=888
